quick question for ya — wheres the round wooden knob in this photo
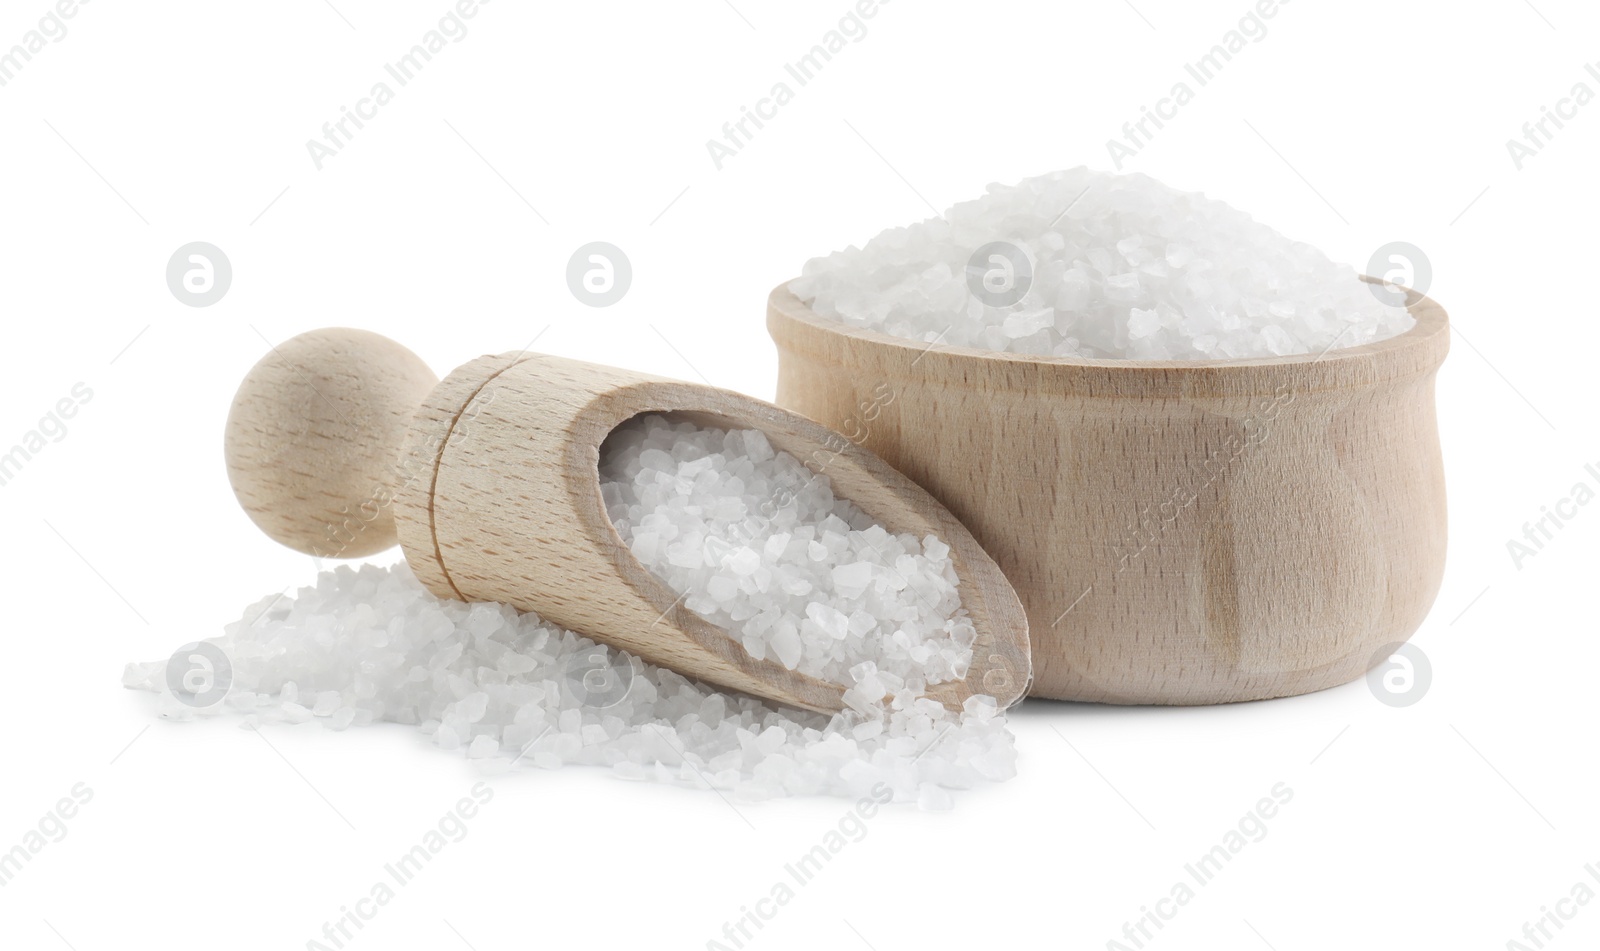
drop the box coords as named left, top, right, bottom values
left=224, top=328, right=438, bottom=558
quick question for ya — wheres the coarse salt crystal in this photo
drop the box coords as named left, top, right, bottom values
left=793, top=167, right=1413, bottom=361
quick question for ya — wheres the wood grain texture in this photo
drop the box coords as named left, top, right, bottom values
left=389, top=351, right=1032, bottom=714
left=768, top=280, right=1450, bottom=705
left=224, top=328, right=439, bottom=559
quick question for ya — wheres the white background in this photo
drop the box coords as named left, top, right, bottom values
left=1, top=0, right=1595, bottom=948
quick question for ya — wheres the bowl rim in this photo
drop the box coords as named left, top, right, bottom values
left=768, top=276, right=1448, bottom=379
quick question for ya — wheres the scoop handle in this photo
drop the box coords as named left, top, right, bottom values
left=223, top=328, right=439, bottom=559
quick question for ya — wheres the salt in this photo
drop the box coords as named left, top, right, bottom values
left=791, top=166, right=1414, bottom=360
left=599, top=415, right=978, bottom=691
left=124, top=562, right=1014, bottom=805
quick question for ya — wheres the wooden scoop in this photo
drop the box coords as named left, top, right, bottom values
left=223, top=329, right=1031, bottom=714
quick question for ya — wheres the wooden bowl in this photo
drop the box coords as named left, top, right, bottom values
left=768, top=279, right=1449, bottom=705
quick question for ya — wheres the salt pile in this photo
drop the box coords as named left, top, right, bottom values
left=599, top=414, right=975, bottom=709
left=124, top=564, right=1011, bottom=805
left=791, top=166, right=1414, bottom=360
